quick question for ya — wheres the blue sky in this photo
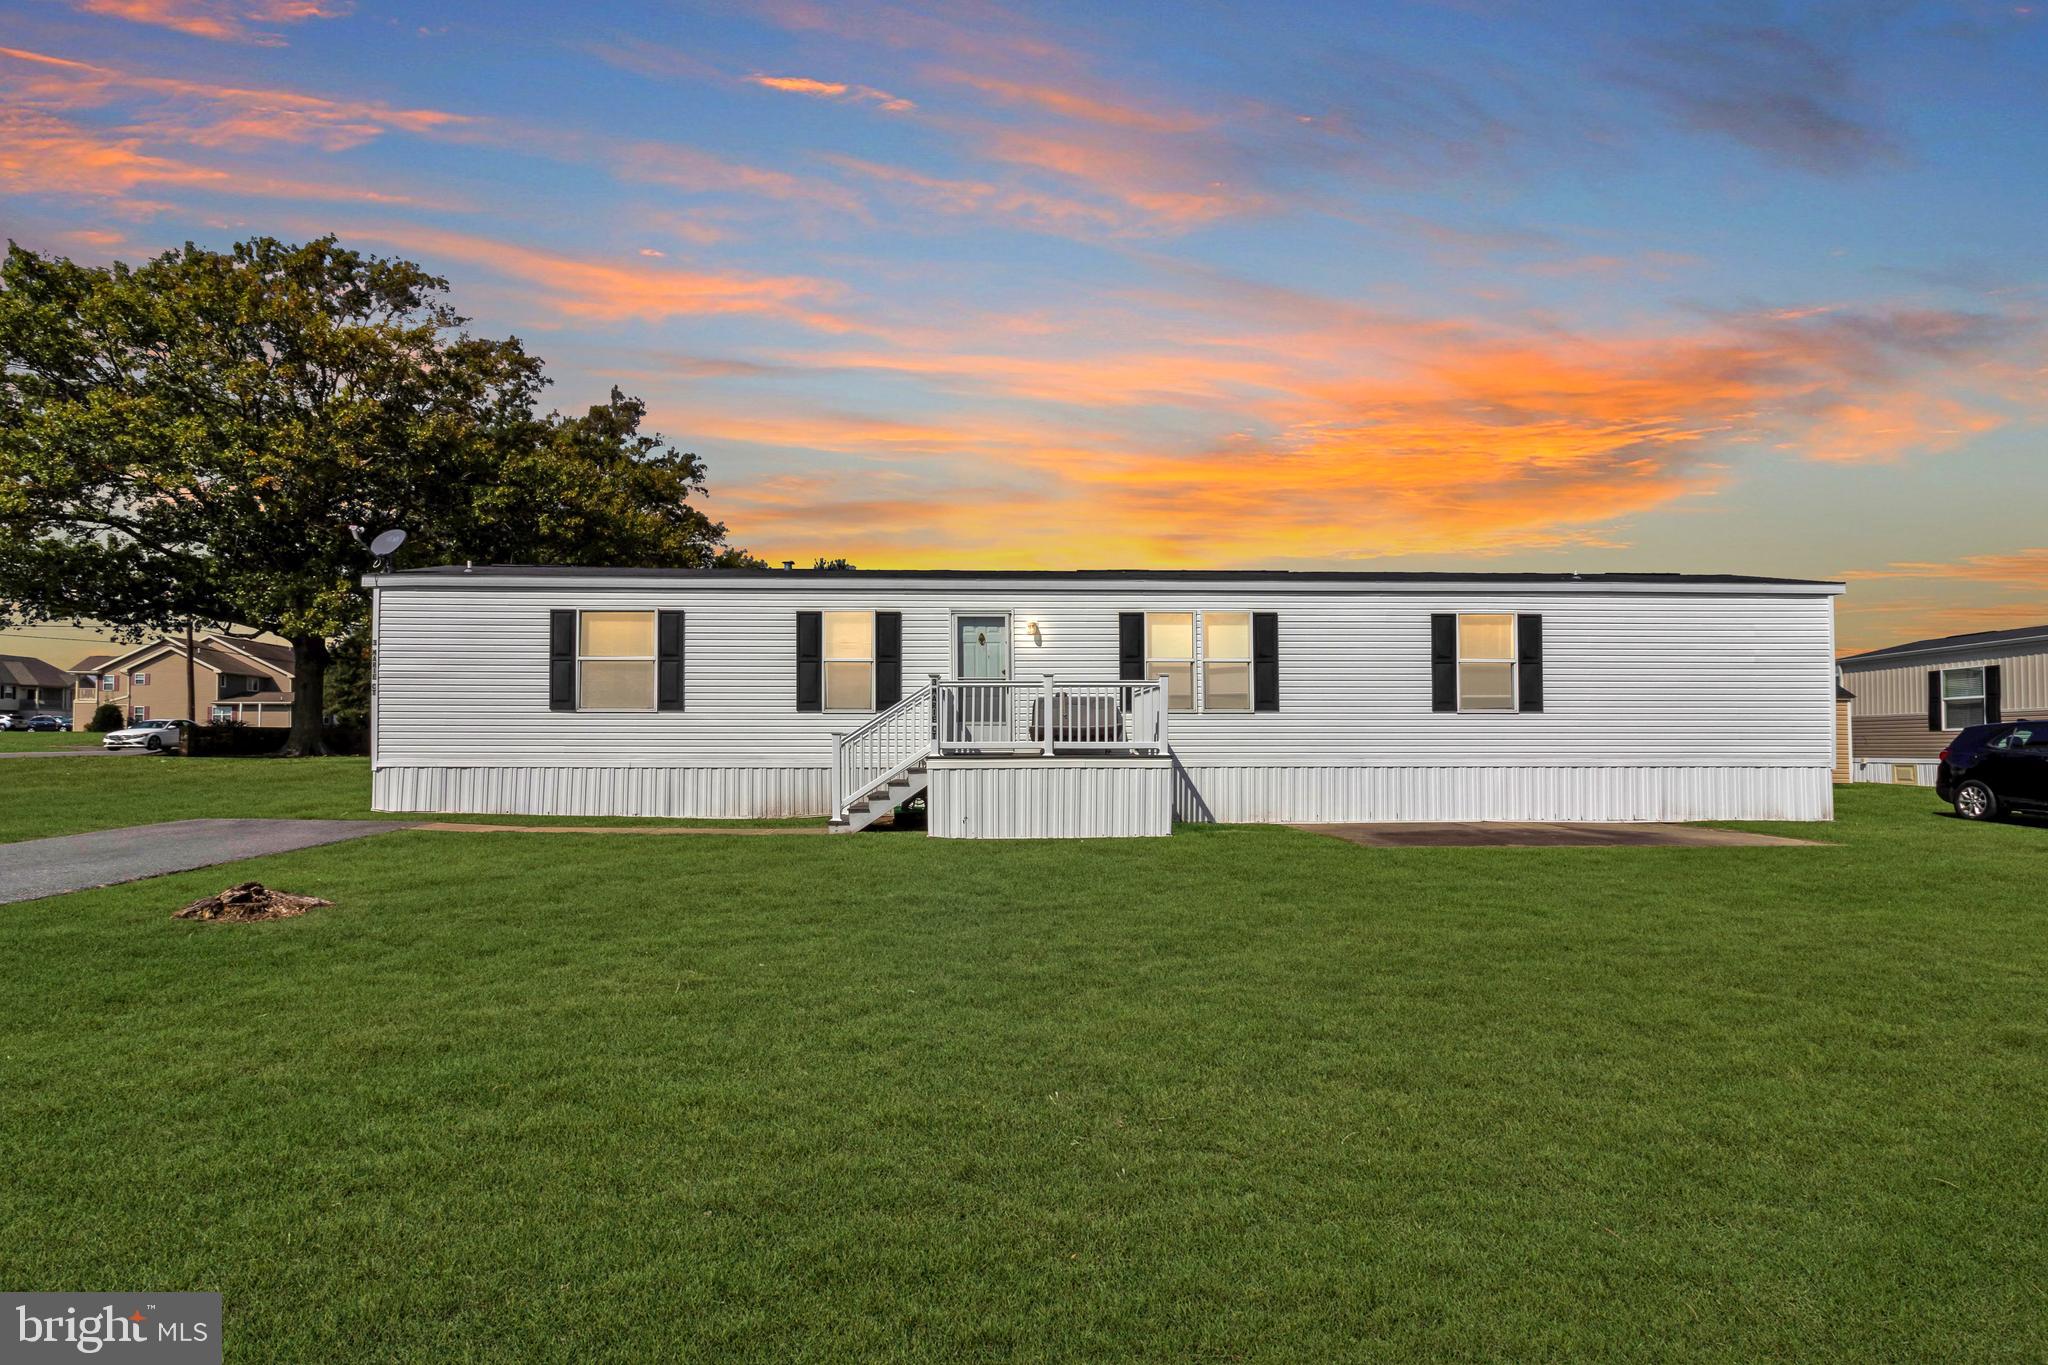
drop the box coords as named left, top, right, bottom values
left=3, top=0, right=2046, bottom=657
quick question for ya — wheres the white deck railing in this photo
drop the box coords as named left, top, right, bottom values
left=831, top=681, right=934, bottom=822
left=833, top=674, right=1172, bottom=820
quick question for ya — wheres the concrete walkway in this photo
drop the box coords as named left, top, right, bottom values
left=0, top=818, right=415, bottom=905
left=413, top=821, right=824, bottom=836
left=1291, top=821, right=1823, bottom=848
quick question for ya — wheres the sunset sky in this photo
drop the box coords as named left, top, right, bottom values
left=3, top=0, right=2046, bottom=660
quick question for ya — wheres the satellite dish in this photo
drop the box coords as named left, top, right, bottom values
left=369, top=529, right=408, bottom=558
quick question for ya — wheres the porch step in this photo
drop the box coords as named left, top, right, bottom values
left=830, top=763, right=930, bottom=834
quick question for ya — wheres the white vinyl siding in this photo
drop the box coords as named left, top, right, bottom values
left=370, top=576, right=1838, bottom=821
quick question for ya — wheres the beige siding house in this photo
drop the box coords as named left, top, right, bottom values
left=1838, top=624, right=2048, bottom=783
left=72, top=635, right=296, bottom=728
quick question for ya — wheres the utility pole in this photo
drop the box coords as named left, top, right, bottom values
left=184, top=619, right=197, bottom=741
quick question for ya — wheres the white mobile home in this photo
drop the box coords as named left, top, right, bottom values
left=366, top=567, right=1844, bottom=835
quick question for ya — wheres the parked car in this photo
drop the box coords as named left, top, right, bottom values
left=0, top=714, right=21, bottom=731
left=103, top=718, right=188, bottom=752
left=1936, top=720, right=2048, bottom=821
left=27, top=714, right=66, bottom=731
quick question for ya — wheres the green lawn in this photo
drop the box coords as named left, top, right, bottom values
left=0, top=755, right=815, bottom=842
left=0, top=728, right=99, bottom=751
left=2, top=773, right=2043, bottom=1360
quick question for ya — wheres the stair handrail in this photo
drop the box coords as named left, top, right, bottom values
left=831, top=680, right=937, bottom=822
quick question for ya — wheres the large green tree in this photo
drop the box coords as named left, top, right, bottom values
left=0, top=236, right=754, bottom=753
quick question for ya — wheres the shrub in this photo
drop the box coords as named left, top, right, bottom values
left=184, top=724, right=289, bottom=757
left=87, top=703, right=125, bottom=732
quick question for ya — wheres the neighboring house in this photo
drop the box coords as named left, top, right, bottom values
left=0, top=654, right=75, bottom=721
left=366, top=566, right=1844, bottom=836
left=1839, top=623, right=2048, bottom=786
left=71, top=635, right=297, bottom=728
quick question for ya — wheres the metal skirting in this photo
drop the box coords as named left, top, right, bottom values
left=1173, top=763, right=1834, bottom=823
left=375, top=761, right=1834, bottom=825
left=925, top=757, right=1172, bottom=839
left=373, top=765, right=832, bottom=818
left=1852, top=758, right=1940, bottom=787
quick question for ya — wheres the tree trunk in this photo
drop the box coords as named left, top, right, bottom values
left=283, top=635, right=329, bottom=756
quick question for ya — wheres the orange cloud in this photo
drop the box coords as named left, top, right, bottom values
left=1840, top=549, right=2048, bottom=588
left=611, top=142, right=867, bottom=218
left=678, top=296, right=2040, bottom=568
left=746, top=73, right=914, bottom=111
left=823, top=155, right=1128, bottom=233
left=337, top=225, right=864, bottom=331
left=0, top=45, right=471, bottom=151
left=69, top=0, right=350, bottom=44
left=931, top=70, right=1205, bottom=134
left=0, top=107, right=434, bottom=211
left=974, top=127, right=1261, bottom=229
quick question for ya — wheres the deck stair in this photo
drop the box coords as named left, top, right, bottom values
left=829, top=761, right=930, bottom=833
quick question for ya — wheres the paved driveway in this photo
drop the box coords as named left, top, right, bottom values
left=0, top=818, right=414, bottom=905
left=1291, top=821, right=1822, bottom=848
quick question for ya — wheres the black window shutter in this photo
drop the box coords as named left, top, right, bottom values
left=1517, top=614, right=1544, bottom=713
left=874, top=611, right=903, bottom=709
left=657, top=610, right=684, bottom=712
left=1252, top=612, right=1279, bottom=712
left=1430, top=614, right=1456, bottom=713
left=1119, top=612, right=1144, bottom=680
left=549, top=610, right=576, bottom=712
left=1927, top=671, right=1942, bottom=731
left=1985, top=665, right=2002, bottom=724
left=796, top=611, right=822, bottom=712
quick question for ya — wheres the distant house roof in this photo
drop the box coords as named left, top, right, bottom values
left=206, top=636, right=295, bottom=675
left=87, top=634, right=296, bottom=680
left=1840, top=623, right=2048, bottom=667
left=69, top=653, right=112, bottom=674
left=0, top=654, right=74, bottom=689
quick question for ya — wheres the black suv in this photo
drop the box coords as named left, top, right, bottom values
left=1936, top=720, right=2048, bottom=821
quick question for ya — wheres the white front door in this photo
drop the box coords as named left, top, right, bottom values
left=954, top=614, right=1010, bottom=744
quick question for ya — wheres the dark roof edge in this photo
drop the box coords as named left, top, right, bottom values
left=1839, top=623, right=2048, bottom=664
left=369, top=564, right=1842, bottom=588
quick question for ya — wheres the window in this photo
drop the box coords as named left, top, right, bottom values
left=0, top=685, right=13, bottom=700
left=99, top=675, right=112, bottom=690
left=1458, top=614, right=1517, bottom=711
left=132, top=671, right=150, bottom=686
left=577, top=611, right=656, bottom=711
left=132, top=706, right=150, bottom=721
left=1144, top=613, right=1195, bottom=711
left=211, top=705, right=235, bottom=723
left=1941, top=667, right=1986, bottom=729
left=1203, top=611, right=1252, bottom=712
left=823, top=611, right=875, bottom=711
